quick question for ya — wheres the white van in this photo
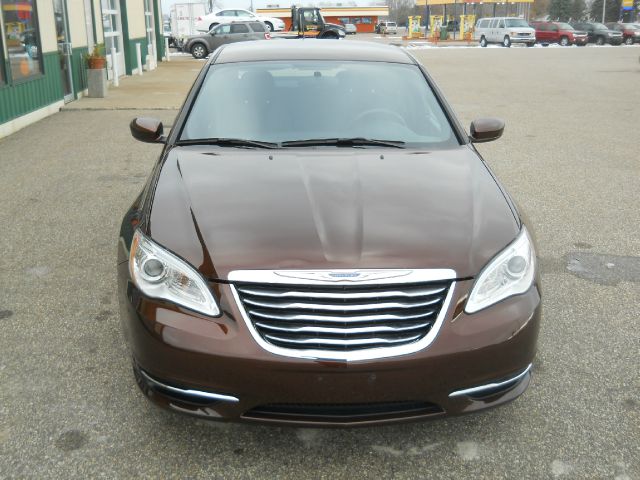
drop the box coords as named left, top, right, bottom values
left=474, top=17, right=535, bottom=47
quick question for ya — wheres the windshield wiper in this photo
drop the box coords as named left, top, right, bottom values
left=176, top=138, right=279, bottom=149
left=280, top=138, right=406, bottom=149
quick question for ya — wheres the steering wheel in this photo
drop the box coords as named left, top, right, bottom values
left=350, top=108, right=407, bottom=128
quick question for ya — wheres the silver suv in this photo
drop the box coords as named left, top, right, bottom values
left=474, top=17, right=535, bottom=47
left=185, top=21, right=270, bottom=59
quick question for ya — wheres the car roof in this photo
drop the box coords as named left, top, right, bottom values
left=214, top=41, right=415, bottom=65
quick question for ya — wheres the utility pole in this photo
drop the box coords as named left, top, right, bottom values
left=602, top=0, right=606, bottom=22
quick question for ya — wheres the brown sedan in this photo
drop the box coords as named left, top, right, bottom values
left=119, top=41, right=541, bottom=427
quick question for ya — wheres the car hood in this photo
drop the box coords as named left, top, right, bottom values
left=147, top=146, right=519, bottom=280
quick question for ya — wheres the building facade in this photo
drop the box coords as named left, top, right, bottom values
left=0, top=0, right=165, bottom=137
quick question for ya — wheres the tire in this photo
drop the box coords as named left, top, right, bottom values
left=595, top=36, right=605, bottom=46
left=264, top=22, right=273, bottom=32
left=560, top=36, right=569, bottom=46
left=526, top=42, right=535, bottom=47
left=479, top=36, right=487, bottom=47
left=190, top=43, right=208, bottom=59
left=624, top=36, right=633, bottom=45
left=208, top=23, right=218, bottom=31
left=503, top=35, right=511, bottom=47
left=321, top=32, right=339, bottom=39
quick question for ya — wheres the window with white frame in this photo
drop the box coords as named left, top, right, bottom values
left=1, top=0, right=43, bottom=82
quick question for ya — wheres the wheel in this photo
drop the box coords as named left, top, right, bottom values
left=264, top=22, right=273, bottom=32
left=559, top=36, right=569, bottom=46
left=624, top=36, right=633, bottom=45
left=190, top=43, right=208, bottom=59
left=479, top=36, right=487, bottom=47
left=350, top=108, right=407, bottom=129
left=503, top=35, right=511, bottom=47
left=320, top=32, right=339, bottom=39
left=595, top=36, right=605, bottom=46
left=208, top=23, right=218, bottom=31
left=526, top=42, right=535, bottom=47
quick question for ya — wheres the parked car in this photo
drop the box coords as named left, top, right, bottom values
left=605, top=22, right=640, bottom=45
left=122, top=41, right=541, bottom=426
left=569, top=22, right=623, bottom=45
left=474, top=17, right=536, bottom=47
left=20, top=29, right=39, bottom=58
left=195, top=8, right=285, bottom=32
left=184, top=21, right=270, bottom=59
left=530, top=21, right=588, bottom=46
left=375, top=21, right=398, bottom=34
left=343, top=23, right=357, bottom=35
left=162, top=23, right=177, bottom=48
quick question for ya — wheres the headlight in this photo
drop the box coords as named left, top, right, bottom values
left=129, top=230, right=220, bottom=316
left=465, top=227, right=536, bottom=314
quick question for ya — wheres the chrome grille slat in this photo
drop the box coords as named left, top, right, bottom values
left=237, top=286, right=446, bottom=300
left=234, top=277, right=452, bottom=357
left=242, top=297, right=443, bottom=311
left=248, top=310, right=436, bottom=323
left=254, top=322, right=431, bottom=334
left=264, top=334, right=422, bottom=346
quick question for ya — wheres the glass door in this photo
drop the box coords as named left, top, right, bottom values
left=101, top=0, right=125, bottom=80
left=144, top=0, right=156, bottom=70
left=53, top=0, right=74, bottom=102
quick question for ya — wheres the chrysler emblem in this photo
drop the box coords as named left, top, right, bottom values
left=274, top=270, right=413, bottom=283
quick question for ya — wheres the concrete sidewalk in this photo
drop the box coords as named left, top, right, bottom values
left=64, top=56, right=203, bottom=110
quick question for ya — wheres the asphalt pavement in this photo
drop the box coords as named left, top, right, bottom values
left=0, top=47, right=638, bottom=479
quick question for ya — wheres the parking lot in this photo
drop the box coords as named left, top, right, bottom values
left=0, top=45, right=638, bottom=479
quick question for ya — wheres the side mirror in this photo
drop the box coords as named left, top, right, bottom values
left=469, top=118, right=505, bottom=143
left=130, top=117, right=165, bottom=143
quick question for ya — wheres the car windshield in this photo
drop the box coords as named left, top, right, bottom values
left=505, top=19, right=530, bottom=28
left=592, top=23, right=608, bottom=30
left=387, top=22, right=396, bottom=26
left=557, top=23, right=573, bottom=30
left=180, top=61, right=459, bottom=149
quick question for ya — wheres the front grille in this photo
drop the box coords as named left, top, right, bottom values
left=243, top=401, right=443, bottom=423
left=234, top=280, right=451, bottom=354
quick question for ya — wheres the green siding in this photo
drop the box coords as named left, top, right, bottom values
left=71, top=47, right=89, bottom=98
left=0, top=52, right=63, bottom=125
left=119, top=0, right=132, bottom=75
left=153, top=0, right=165, bottom=61
left=126, top=37, right=149, bottom=75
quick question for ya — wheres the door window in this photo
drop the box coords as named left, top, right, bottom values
left=249, top=22, right=266, bottom=32
left=230, top=24, right=249, bottom=34
left=490, top=19, right=498, bottom=28
left=215, top=24, right=231, bottom=34
left=2, top=0, right=43, bottom=82
left=498, top=19, right=505, bottom=29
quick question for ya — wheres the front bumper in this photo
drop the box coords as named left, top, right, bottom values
left=118, top=264, right=541, bottom=427
left=511, top=36, right=535, bottom=43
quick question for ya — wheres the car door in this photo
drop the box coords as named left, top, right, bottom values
left=229, top=23, right=251, bottom=43
left=248, top=21, right=267, bottom=40
left=548, top=23, right=559, bottom=42
left=217, top=10, right=235, bottom=24
left=209, top=24, right=231, bottom=50
left=496, top=18, right=506, bottom=42
left=534, top=23, right=546, bottom=42
left=488, top=18, right=498, bottom=42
